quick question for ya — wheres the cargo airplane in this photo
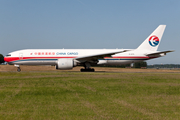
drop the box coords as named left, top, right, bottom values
left=4, top=25, right=173, bottom=72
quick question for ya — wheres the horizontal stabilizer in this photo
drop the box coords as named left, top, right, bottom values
left=146, top=50, right=174, bottom=56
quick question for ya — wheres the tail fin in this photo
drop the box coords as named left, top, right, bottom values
left=137, top=25, right=166, bottom=51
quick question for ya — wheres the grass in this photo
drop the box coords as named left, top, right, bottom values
left=0, top=71, right=180, bottom=120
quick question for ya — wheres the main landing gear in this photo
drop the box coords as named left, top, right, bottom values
left=14, top=64, right=21, bottom=72
left=80, top=63, right=95, bottom=72
left=81, top=68, right=95, bottom=72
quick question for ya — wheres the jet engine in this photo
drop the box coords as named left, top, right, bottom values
left=56, top=59, right=77, bottom=70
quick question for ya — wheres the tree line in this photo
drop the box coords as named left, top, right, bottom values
left=148, top=64, right=180, bottom=68
left=0, top=54, right=4, bottom=64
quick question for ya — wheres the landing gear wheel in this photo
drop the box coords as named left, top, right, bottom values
left=80, top=68, right=95, bottom=72
left=17, top=67, right=21, bottom=72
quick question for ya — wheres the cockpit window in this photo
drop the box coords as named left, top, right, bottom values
left=5, top=54, right=11, bottom=57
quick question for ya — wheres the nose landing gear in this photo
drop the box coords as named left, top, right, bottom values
left=14, top=64, right=21, bottom=72
left=17, top=67, right=21, bottom=72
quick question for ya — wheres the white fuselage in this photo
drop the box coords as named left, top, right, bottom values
left=4, top=49, right=159, bottom=66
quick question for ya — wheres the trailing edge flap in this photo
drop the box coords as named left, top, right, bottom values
left=75, top=50, right=130, bottom=62
left=145, top=50, right=174, bottom=56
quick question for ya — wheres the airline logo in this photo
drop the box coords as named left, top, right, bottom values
left=30, top=52, right=55, bottom=55
left=30, top=52, right=78, bottom=55
left=149, top=35, right=159, bottom=47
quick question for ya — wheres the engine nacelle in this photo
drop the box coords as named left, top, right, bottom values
left=56, top=59, right=77, bottom=70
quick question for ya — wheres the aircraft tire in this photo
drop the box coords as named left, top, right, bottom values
left=80, top=68, right=95, bottom=72
left=17, top=68, right=21, bottom=72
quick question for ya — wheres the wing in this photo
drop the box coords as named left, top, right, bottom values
left=146, top=50, right=174, bottom=56
left=75, top=50, right=130, bottom=63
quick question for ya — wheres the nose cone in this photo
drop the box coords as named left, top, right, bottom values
left=4, top=57, right=13, bottom=63
left=3, top=56, right=19, bottom=63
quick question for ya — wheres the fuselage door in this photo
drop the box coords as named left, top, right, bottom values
left=19, top=53, right=23, bottom=60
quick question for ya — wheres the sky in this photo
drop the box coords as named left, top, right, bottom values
left=0, top=0, right=180, bottom=65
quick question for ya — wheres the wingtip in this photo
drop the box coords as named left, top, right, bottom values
left=159, top=24, right=166, bottom=27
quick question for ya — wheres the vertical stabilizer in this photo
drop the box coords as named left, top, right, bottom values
left=137, top=25, right=166, bottom=51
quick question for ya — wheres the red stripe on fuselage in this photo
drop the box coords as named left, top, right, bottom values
left=110, top=56, right=150, bottom=58
left=4, top=56, right=157, bottom=63
left=4, top=57, right=77, bottom=62
left=111, top=56, right=157, bottom=59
